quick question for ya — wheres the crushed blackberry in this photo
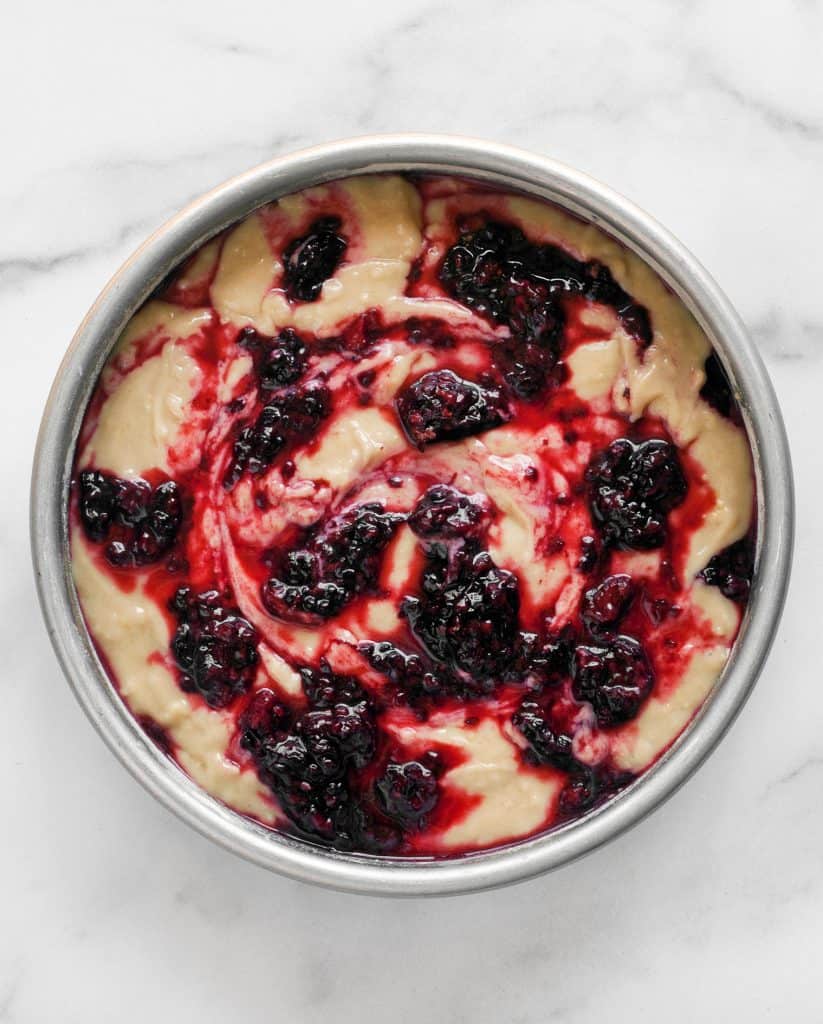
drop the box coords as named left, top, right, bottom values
left=262, top=503, right=403, bottom=623
left=407, top=484, right=487, bottom=540
left=572, top=635, right=653, bottom=726
left=360, top=640, right=440, bottom=694
left=170, top=587, right=258, bottom=708
left=699, top=352, right=740, bottom=422
left=78, top=470, right=182, bottom=567
left=237, top=326, right=309, bottom=390
left=242, top=662, right=393, bottom=849
left=359, top=639, right=479, bottom=704
left=504, top=629, right=572, bottom=687
left=223, top=379, right=331, bottom=488
left=581, top=574, right=637, bottom=635
left=395, top=369, right=510, bottom=448
left=439, top=218, right=653, bottom=396
left=440, top=220, right=572, bottom=327
left=512, top=697, right=578, bottom=771
left=494, top=285, right=567, bottom=399
left=282, top=216, right=347, bottom=302
left=401, top=544, right=520, bottom=681
left=239, top=688, right=291, bottom=755
left=404, top=316, right=456, bottom=349
left=699, top=536, right=754, bottom=603
left=558, top=770, right=600, bottom=815
left=299, top=662, right=371, bottom=709
left=558, top=765, right=636, bottom=818
left=586, top=438, right=687, bottom=550
left=376, top=761, right=439, bottom=828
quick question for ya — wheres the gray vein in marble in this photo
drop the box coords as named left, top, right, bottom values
left=0, top=131, right=307, bottom=208
left=0, top=216, right=169, bottom=293
left=348, top=1, right=447, bottom=130
left=510, top=49, right=823, bottom=146
left=0, top=133, right=309, bottom=293
left=355, top=52, right=394, bottom=131
left=701, top=68, right=823, bottom=143
left=749, top=311, right=823, bottom=362
left=762, top=755, right=823, bottom=799
left=181, top=29, right=276, bottom=61
left=301, top=956, right=335, bottom=1009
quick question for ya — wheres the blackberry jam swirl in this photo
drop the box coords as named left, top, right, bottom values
left=70, top=174, right=754, bottom=855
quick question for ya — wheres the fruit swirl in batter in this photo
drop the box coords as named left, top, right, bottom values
left=70, top=174, right=754, bottom=856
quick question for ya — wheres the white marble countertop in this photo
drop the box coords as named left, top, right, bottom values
left=2, top=1, right=820, bottom=1020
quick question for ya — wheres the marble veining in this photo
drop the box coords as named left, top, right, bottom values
left=2, top=0, right=820, bottom=1020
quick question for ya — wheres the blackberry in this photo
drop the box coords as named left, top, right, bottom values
left=170, top=588, right=258, bottom=708
left=504, top=629, right=571, bottom=687
left=78, top=470, right=182, bottom=567
left=239, top=688, right=291, bottom=754
left=407, top=484, right=486, bottom=540
left=439, top=218, right=653, bottom=397
left=282, top=216, right=347, bottom=302
left=586, top=438, right=687, bottom=550
left=299, top=662, right=370, bottom=709
left=223, top=379, right=331, bottom=488
left=244, top=662, right=384, bottom=848
left=699, top=536, right=754, bottom=604
left=580, top=574, right=636, bottom=635
left=359, top=640, right=469, bottom=704
left=395, top=369, right=509, bottom=448
left=402, top=545, right=520, bottom=681
left=262, top=503, right=403, bottom=623
left=559, top=765, right=636, bottom=818
left=512, top=698, right=578, bottom=772
left=572, top=635, right=653, bottom=726
left=237, top=326, right=309, bottom=390
left=376, top=761, right=439, bottom=828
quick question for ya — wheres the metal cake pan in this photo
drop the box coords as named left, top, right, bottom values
left=30, top=135, right=794, bottom=896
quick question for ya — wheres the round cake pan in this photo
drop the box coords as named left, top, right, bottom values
left=30, top=135, right=794, bottom=896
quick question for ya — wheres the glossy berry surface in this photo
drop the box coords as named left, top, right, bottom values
left=262, top=503, right=403, bottom=623
left=239, top=688, right=290, bottom=755
left=78, top=470, right=182, bottom=567
left=700, top=536, right=754, bottom=603
left=240, top=664, right=396, bottom=849
left=376, top=761, right=439, bottom=827
left=439, top=219, right=653, bottom=398
left=402, top=545, right=520, bottom=681
left=395, top=369, right=509, bottom=448
left=238, top=326, right=309, bottom=390
left=581, top=574, right=636, bottom=635
left=224, top=379, right=331, bottom=488
left=560, top=765, right=636, bottom=818
left=359, top=639, right=470, bottom=705
left=512, top=698, right=578, bottom=771
left=586, top=438, right=687, bottom=550
left=282, top=216, right=348, bottom=302
left=407, top=484, right=486, bottom=540
left=170, top=588, right=258, bottom=708
left=505, top=629, right=572, bottom=687
left=572, top=635, right=654, bottom=726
